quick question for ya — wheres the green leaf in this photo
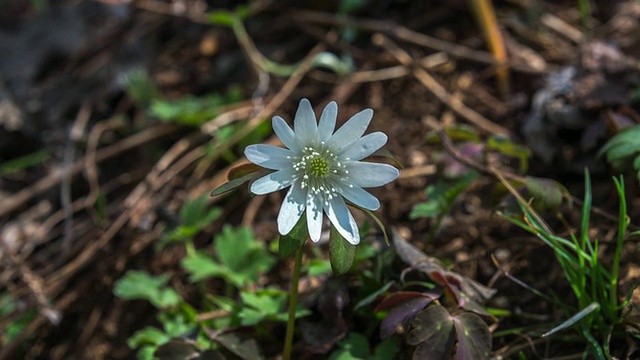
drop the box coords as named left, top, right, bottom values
left=114, top=271, right=181, bottom=308
left=425, top=125, right=480, bottom=143
left=408, top=305, right=455, bottom=359
left=180, top=195, right=221, bottom=228
left=154, top=340, right=197, bottom=360
left=487, top=135, right=531, bottom=173
left=3, top=307, right=37, bottom=342
left=214, top=332, right=264, bottom=360
left=410, top=171, right=479, bottom=220
left=371, top=336, right=401, bottom=360
left=157, top=195, right=221, bottom=248
left=542, top=302, right=600, bottom=337
left=182, top=228, right=275, bottom=288
left=0, top=150, right=49, bottom=176
left=354, top=282, right=394, bottom=311
left=410, top=201, right=441, bottom=219
left=150, top=88, right=241, bottom=126
left=214, top=226, right=276, bottom=287
left=181, top=251, right=224, bottom=282
left=329, top=225, right=357, bottom=275
left=207, top=6, right=250, bottom=26
left=123, top=69, right=160, bottom=107
left=136, top=345, right=157, bottom=360
left=158, top=311, right=196, bottom=339
left=279, top=215, right=308, bottom=258
left=599, top=125, right=640, bottom=182
left=127, top=327, right=170, bottom=349
left=329, top=332, right=371, bottom=360
left=237, top=289, right=286, bottom=325
left=525, top=176, right=569, bottom=210
left=228, top=163, right=264, bottom=180
left=216, top=226, right=255, bottom=268
left=210, top=169, right=271, bottom=197
left=306, top=259, right=332, bottom=276
left=207, top=10, right=238, bottom=26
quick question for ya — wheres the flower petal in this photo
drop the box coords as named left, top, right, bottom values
left=245, top=144, right=293, bottom=170
left=338, top=185, right=380, bottom=210
left=345, top=162, right=399, bottom=188
left=272, top=116, right=299, bottom=151
left=306, top=194, right=323, bottom=242
left=325, top=197, right=360, bottom=245
left=278, top=182, right=306, bottom=235
left=250, top=168, right=295, bottom=195
left=317, top=101, right=337, bottom=142
left=294, top=98, right=317, bottom=144
left=339, top=132, right=387, bottom=161
left=327, top=108, right=373, bottom=153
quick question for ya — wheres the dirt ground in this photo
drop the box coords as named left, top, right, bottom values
left=1, top=0, right=640, bottom=359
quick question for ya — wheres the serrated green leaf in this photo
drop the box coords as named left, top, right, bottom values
left=158, top=311, right=195, bottom=338
left=181, top=196, right=214, bottom=227
left=241, top=289, right=285, bottom=314
left=181, top=251, right=224, bottom=282
left=216, top=226, right=255, bottom=269
left=237, top=289, right=290, bottom=326
left=212, top=226, right=276, bottom=287
left=114, top=271, right=181, bottom=308
left=279, top=215, right=308, bottom=258
left=329, top=225, right=357, bottom=275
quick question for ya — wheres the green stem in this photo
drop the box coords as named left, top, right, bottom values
left=610, top=177, right=627, bottom=317
left=283, top=246, right=304, bottom=360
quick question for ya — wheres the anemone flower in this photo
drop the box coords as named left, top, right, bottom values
left=245, top=99, right=398, bottom=245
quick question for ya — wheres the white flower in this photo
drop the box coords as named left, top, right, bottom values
left=245, top=99, right=399, bottom=245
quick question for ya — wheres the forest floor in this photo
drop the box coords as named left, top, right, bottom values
left=1, top=0, right=640, bottom=359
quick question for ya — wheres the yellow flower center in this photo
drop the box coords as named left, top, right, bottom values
left=309, top=156, right=329, bottom=177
